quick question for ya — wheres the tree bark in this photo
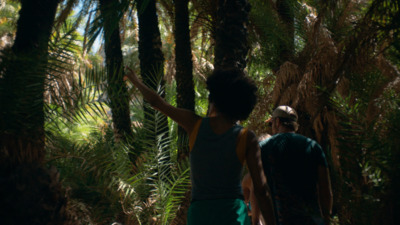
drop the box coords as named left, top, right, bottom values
left=99, top=0, right=134, bottom=144
left=0, top=1, right=69, bottom=224
left=0, top=0, right=60, bottom=166
left=174, top=0, right=195, bottom=161
left=136, top=0, right=170, bottom=160
left=214, top=0, right=251, bottom=70
left=137, top=0, right=165, bottom=88
left=276, top=0, right=295, bottom=68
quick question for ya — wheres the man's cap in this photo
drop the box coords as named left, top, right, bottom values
left=265, top=105, right=298, bottom=123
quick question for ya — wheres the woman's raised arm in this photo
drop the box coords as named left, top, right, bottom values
left=125, top=66, right=200, bottom=134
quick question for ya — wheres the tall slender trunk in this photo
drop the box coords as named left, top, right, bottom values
left=171, top=0, right=194, bottom=223
left=136, top=0, right=170, bottom=163
left=175, top=0, right=195, bottom=161
left=0, top=0, right=60, bottom=166
left=0, top=1, right=68, bottom=224
left=99, top=0, right=134, bottom=144
left=276, top=0, right=294, bottom=68
left=137, top=0, right=165, bottom=90
left=214, top=0, right=251, bottom=70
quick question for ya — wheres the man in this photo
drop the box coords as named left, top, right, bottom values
left=244, top=105, right=333, bottom=225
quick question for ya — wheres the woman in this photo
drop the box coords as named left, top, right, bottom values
left=125, top=67, right=275, bottom=225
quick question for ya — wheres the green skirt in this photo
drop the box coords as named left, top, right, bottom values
left=187, top=198, right=250, bottom=225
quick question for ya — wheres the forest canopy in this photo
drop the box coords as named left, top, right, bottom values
left=0, top=0, right=399, bottom=224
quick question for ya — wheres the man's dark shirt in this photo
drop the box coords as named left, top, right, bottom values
left=259, top=133, right=328, bottom=225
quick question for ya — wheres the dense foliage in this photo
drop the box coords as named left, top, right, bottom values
left=0, top=0, right=399, bottom=224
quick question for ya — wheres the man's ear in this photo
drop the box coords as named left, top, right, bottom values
left=275, top=117, right=280, bottom=128
left=207, top=102, right=218, bottom=117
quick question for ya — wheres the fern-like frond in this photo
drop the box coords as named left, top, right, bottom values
left=46, top=123, right=137, bottom=223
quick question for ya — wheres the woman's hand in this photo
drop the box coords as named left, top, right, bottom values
left=123, top=65, right=200, bottom=134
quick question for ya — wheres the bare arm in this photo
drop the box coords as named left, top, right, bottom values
left=242, top=173, right=251, bottom=204
left=125, top=67, right=200, bottom=133
left=246, top=130, right=276, bottom=225
left=317, top=166, right=333, bottom=224
left=250, top=178, right=263, bottom=225
left=242, top=173, right=263, bottom=225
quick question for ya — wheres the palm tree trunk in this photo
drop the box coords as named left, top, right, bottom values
left=136, top=0, right=170, bottom=164
left=0, top=0, right=60, bottom=166
left=137, top=0, right=165, bottom=90
left=171, top=0, right=195, bottom=223
left=0, top=1, right=69, bottom=223
left=99, top=0, right=134, bottom=144
left=276, top=0, right=294, bottom=68
left=175, top=0, right=195, bottom=161
left=214, top=0, right=251, bottom=70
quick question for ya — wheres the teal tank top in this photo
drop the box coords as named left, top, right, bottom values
left=190, top=117, right=244, bottom=201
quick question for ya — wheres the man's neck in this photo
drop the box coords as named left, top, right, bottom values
left=277, top=127, right=295, bottom=134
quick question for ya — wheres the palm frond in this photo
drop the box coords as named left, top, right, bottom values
left=247, top=0, right=289, bottom=70
left=45, top=62, right=108, bottom=136
left=45, top=17, right=110, bottom=131
left=152, top=159, right=191, bottom=225
left=330, top=90, right=400, bottom=225
left=86, top=0, right=132, bottom=53
left=46, top=123, right=136, bottom=224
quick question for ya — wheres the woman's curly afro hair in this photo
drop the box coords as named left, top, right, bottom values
left=206, top=68, right=258, bottom=121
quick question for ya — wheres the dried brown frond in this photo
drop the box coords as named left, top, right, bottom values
left=305, top=40, right=338, bottom=81
left=277, top=83, right=299, bottom=106
left=324, top=109, right=341, bottom=169
left=376, top=54, right=400, bottom=80
left=367, top=76, right=400, bottom=123
left=294, top=17, right=339, bottom=119
left=272, top=62, right=301, bottom=105
left=364, top=56, right=400, bottom=120
left=247, top=74, right=275, bottom=137
left=261, top=0, right=398, bottom=177
left=337, top=77, right=350, bottom=97
left=333, top=0, right=357, bottom=35
left=295, top=71, right=324, bottom=120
